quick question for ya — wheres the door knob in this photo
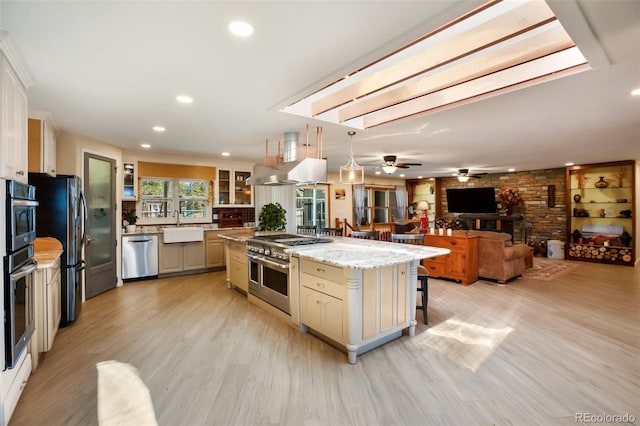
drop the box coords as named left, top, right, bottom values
left=86, top=235, right=92, bottom=245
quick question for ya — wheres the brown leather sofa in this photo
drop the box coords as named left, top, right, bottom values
left=465, top=230, right=530, bottom=283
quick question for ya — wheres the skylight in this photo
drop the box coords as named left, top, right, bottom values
left=281, top=0, right=590, bottom=129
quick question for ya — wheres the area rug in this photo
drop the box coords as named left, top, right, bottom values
left=522, top=257, right=579, bottom=281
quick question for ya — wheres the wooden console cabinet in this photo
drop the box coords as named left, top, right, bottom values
left=422, top=234, right=479, bottom=285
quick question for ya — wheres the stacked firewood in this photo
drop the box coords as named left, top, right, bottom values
left=569, top=244, right=632, bottom=263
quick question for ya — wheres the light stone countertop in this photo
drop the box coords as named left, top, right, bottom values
left=218, top=232, right=253, bottom=243
left=287, top=237, right=450, bottom=269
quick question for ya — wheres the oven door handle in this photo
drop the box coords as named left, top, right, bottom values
left=247, top=253, right=289, bottom=270
left=258, top=257, right=290, bottom=270
left=12, top=199, right=39, bottom=207
left=11, top=260, right=38, bottom=280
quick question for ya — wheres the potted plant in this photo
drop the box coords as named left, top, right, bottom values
left=123, top=208, right=138, bottom=233
left=258, top=202, right=287, bottom=231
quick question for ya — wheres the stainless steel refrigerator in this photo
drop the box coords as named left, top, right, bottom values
left=28, top=173, right=87, bottom=327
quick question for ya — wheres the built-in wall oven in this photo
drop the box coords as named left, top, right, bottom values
left=4, top=180, right=38, bottom=369
left=247, top=234, right=332, bottom=315
left=6, top=180, right=37, bottom=252
left=4, top=245, right=36, bottom=369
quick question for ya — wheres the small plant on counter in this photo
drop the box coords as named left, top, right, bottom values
left=122, top=208, right=138, bottom=226
left=258, top=202, right=287, bottom=231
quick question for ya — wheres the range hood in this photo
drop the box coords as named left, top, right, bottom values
left=246, top=131, right=327, bottom=186
left=246, top=157, right=327, bottom=186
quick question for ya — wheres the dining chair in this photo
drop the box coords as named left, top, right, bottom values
left=318, top=227, right=343, bottom=236
left=350, top=230, right=379, bottom=240
left=391, top=233, right=428, bottom=324
left=297, top=225, right=317, bottom=235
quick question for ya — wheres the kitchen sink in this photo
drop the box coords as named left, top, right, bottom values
left=163, top=227, right=204, bottom=243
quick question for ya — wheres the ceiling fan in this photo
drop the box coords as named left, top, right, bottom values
left=455, top=168, right=488, bottom=182
left=380, top=155, right=422, bottom=174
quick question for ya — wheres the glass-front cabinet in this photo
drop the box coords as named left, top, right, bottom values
left=123, top=162, right=136, bottom=200
left=566, top=160, right=635, bottom=266
left=216, top=169, right=252, bottom=206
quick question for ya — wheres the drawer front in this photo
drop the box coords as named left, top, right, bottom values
left=424, top=261, right=446, bottom=276
left=301, top=273, right=345, bottom=300
left=300, top=259, right=343, bottom=283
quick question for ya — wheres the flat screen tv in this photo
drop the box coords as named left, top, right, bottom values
left=446, top=187, right=497, bottom=214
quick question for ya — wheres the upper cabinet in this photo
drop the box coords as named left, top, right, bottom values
left=28, top=117, right=57, bottom=176
left=123, top=162, right=136, bottom=200
left=566, top=161, right=635, bottom=266
left=216, top=169, right=252, bottom=207
left=0, top=50, right=29, bottom=183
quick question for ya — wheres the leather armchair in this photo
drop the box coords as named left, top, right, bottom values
left=467, top=230, right=530, bottom=283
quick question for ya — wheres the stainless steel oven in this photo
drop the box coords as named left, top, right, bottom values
left=6, top=180, right=37, bottom=252
left=248, top=252, right=290, bottom=314
left=247, top=234, right=332, bottom=315
left=4, top=244, right=36, bottom=369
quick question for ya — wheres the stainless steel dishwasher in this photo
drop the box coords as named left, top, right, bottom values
left=122, top=234, right=159, bottom=280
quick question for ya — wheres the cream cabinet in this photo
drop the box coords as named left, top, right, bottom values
left=216, top=169, right=252, bottom=206
left=0, top=51, right=29, bottom=183
left=123, top=162, right=136, bottom=200
left=296, top=256, right=417, bottom=364
left=28, top=117, right=57, bottom=176
left=159, top=239, right=206, bottom=274
left=30, top=256, right=61, bottom=371
left=299, top=259, right=347, bottom=344
left=1, top=349, right=31, bottom=425
left=224, top=239, right=248, bottom=293
left=206, top=232, right=225, bottom=268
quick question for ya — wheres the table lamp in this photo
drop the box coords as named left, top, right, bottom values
left=417, top=200, right=429, bottom=229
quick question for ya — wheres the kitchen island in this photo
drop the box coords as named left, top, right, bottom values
left=287, top=237, right=449, bottom=364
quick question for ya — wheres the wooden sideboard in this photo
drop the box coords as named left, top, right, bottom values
left=422, top=234, right=479, bottom=285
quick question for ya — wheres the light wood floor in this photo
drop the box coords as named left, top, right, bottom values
left=10, top=260, right=640, bottom=426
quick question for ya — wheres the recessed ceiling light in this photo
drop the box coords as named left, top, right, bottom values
left=399, top=174, right=405, bottom=177
left=631, top=88, right=640, bottom=96
left=417, top=176, right=423, bottom=179
left=176, top=95, right=193, bottom=104
left=565, top=162, right=574, bottom=166
left=375, top=171, right=381, bottom=175
left=228, top=21, right=253, bottom=37
left=152, top=126, right=165, bottom=132
left=508, top=168, right=515, bottom=172
left=141, top=143, right=151, bottom=149
left=221, top=152, right=230, bottom=157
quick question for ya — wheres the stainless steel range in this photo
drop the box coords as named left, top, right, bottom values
left=247, top=234, right=332, bottom=314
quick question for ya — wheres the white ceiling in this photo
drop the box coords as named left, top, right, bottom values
left=1, top=0, right=639, bottom=178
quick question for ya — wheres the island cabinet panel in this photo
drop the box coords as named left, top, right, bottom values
left=300, top=286, right=345, bottom=343
left=226, top=240, right=248, bottom=293
left=297, top=256, right=419, bottom=364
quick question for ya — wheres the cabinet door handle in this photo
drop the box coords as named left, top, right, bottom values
left=450, top=241, right=457, bottom=246
left=316, top=282, right=325, bottom=288
left=16, top=170, right=25, bottom=176
left=316, top=267, right=325, bottom=273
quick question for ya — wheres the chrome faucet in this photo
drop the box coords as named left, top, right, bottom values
left=175, top=209, right=181, bottom=227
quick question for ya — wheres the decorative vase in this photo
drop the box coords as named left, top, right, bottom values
left=126, top=224, right=137, bottom=233
left=573, top=194, right=581, bottom=203
left=594, top=176, right=608, bottom=188
left=504, top=206, right=513, bottom=216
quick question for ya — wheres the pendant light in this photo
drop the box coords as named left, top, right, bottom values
left=340, top=131, right=364, bottom=184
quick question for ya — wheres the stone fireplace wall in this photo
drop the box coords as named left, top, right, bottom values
left=439, top=167, right=567, bottom=244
